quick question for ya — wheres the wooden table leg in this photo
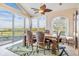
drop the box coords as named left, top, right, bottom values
left=51, top=40, right=57, bottom=55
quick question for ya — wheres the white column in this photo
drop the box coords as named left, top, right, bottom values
left=29, top=17, right=32, bottom=31
left=45, top=14, right=48, bottom=30
left=74, top=10, right=78, bottom=49
left=37, top=17, right=39, bottom=31
left=12, top=14, right=15, bottom=42
left=24, top=17, right=26, bottom=33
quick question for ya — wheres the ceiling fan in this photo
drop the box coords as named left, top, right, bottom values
left=31, top=4, right=52, bottom=15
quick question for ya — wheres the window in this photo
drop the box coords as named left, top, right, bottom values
left=31, top=15, right=46, bottom=32
left=38, top=15, right=46, bottom=31
left=32, top=18, right=38, bottom=32
left=0, top=8, right=30, bottom=44
left=14, top=14, right=24, bottom=37
left=0, top=8, right=13, bottom=45
left=14, top=15, right=30, bottom=41
left=52, top=16, right=69, bottom=36
left=0, top=4, right=30, bottom=44
left=25, top=18, right=30, bottom=29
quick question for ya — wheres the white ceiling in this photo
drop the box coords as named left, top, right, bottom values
left=20, top=3, right=79, bottom=16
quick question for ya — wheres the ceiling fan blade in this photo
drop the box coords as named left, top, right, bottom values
left=41, top=12, right=45, bottom=15
left=45, top=9, right=52, bottom=12
left=34, top=11, right=39, bottom=14
left=31, top=8, right=39, bottom=11
left=40, top=4, right=46, bottom=10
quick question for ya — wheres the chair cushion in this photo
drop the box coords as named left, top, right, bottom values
left=59, top=46, right=66, bottom=49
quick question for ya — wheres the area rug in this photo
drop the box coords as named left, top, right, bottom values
left=6, top=42, right=60, bottom=56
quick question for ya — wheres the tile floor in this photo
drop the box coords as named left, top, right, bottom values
left=0, top=40, right=79, bottom=56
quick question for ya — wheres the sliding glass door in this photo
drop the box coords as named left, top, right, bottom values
left=0, top=8, right=13, bottom=45
left=13, top=14, right=24, bottom=41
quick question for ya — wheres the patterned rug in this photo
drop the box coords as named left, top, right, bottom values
left=6, top=42, right=62, bottom=56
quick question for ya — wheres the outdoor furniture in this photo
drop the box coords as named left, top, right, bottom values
left=25, top=30, right=38, bottom=55
left=56, top=32, right=61, bottom=50
left=56, top=32, right=69, bottom=56
left=45, top=34, right=57, bottom=49
left=45, top=30, right=50, bottom=34
left=50, top=32, right=61, bottom=54
left=66, top=36, right=74, bottom=46
left=59, top=46, right=69, bottom=56
left=44, top=33, right=58, bottom=54
left=35, top=31, right=46, bottom=55
left=51, top=39, right=58, bottom=54
left=32, top=31, right=69, bottom=55
left=23, top=35, right=27, bottom=46
left=26, top=30, right=37, bottom=52
left=61, top=36, right=67, bottom=44
left=45, top=30, right=52, bottom=49
left=49, top=31, right=68, bottom=55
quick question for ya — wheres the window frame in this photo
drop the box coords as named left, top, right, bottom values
left=51, top=16, right=69, bottom=36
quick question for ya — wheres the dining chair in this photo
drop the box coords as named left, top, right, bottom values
left=25, top=30, right=38, bottom=55
left=50, top=31, right=61, bottom=54
left=66, top=37, right=74, bottom=47
left=36, top=31, right=46, bottom=55
left=56, top=31, right=61, bottom=49
left=45, top=30, right=50, bottom=34
left=26, top=30, right=34, bottom=49
left=44, top=30, right=51, bottom=49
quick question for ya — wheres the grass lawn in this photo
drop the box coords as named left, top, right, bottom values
left=0, top=28, right=45, bottom=37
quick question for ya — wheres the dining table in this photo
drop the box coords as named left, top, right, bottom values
left=32, top=33, right=69, bottom=55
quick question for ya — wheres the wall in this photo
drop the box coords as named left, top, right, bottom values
left=46, top=8, right=77, bottom=36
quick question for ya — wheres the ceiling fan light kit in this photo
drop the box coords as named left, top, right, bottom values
left=31, top=4, right=52, bottom=15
